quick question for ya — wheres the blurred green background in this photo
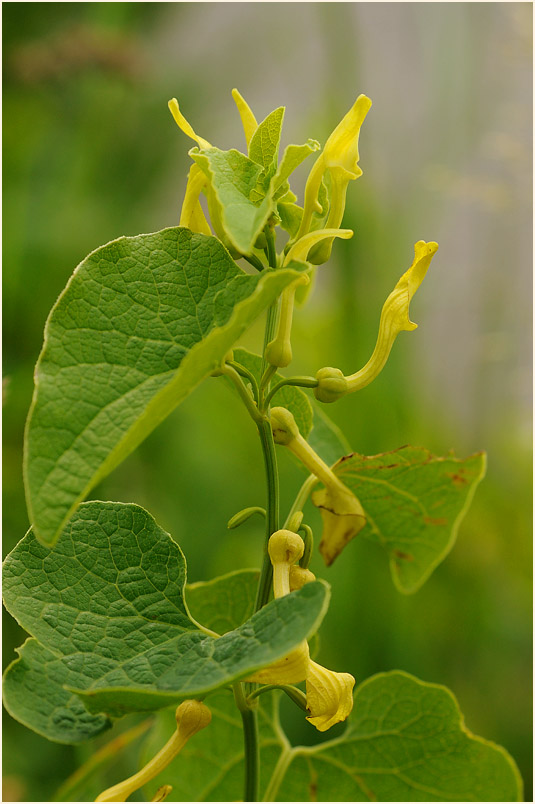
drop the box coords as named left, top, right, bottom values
left=2, top=2, right=532, bottom=801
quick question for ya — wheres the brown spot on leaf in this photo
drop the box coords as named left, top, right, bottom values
left=424, top=516, right=448, bottom=526
left=447, top=471, right=468, bottom=487
left=393, top=549, right=414, bottom=561
left=308, top=766, right=318, bottom=801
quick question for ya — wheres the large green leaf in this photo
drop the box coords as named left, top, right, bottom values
left=273, top=671, right=522, bottom=802
left=3, top=502, right=329, bottom=739
left=142, top=672, right=522, bottom=802
left=331, top=446, right=486, bottom=593
left=191, top=148, right=274, bottom=254
left=24, top=227, right=300, bottom=546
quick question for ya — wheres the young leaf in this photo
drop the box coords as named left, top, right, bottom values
left=330, top=446, right=487, bottom=592
left=3, top=502, right=330, bottom=736
left=24, top=228, right=301, bottom=546
left=186, top=568, right=259, bottom=634
left=190, top=148, right=274, bottom=254
left=231, top=347, right=314, bottom=438
left=272, top=139, right=321, bottom=199
left=248, top=107, right=285, bottom=181
left=273, top=671, right=522, bottom=802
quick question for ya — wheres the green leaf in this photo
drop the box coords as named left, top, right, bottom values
left=248, top=107, right=285, bottom=178
left=231, top=348, right=313, bottom=438
left=191, top=148, right=274, bottom=254
left=274, top=671, right=522, bottom=802
left=186, top=568, right=260, bottom=634
left=3, top=502, right=330, bottom=735
left=75, top=577, right=328, bottom=717
left=141, top=691, right=284, bottom=802
left=24, top=227, right=300, bottom=546
left=3, top=638, right=112, bottom=744
left=307, top=402, right=351, bottom=466
left=272, top=139, right=321, bottom=198
left=332, top=446, right=487, bottom=593
left=277, top=200, right=303, bottom=239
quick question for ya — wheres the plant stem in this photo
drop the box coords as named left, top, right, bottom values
left=234, top=683, right=259, bottom=802
left=247, top=684, right=307, bottom=711
left=264, top=376, right=319, bottom=408
left=254, top=416, right=279, bottom=612
left=243, top=253, right=265, bottom=272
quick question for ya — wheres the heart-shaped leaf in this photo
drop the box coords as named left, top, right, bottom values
left=24, top=228, right=300, bottom=546
left=3, top=502, right=329, bottom=741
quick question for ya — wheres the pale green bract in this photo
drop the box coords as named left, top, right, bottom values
left=24, top=228, right=301, bottom=546
left=2, top=502, right=330, bottom=742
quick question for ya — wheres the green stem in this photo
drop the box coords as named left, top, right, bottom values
left=264, top=224, right=277, bottom=269
left=221, top=365, right=262, bottom=423
left=234, top=683, right=259, bottom=802
left=247, top=684, right=307, bottom=712
left=254, top=416, right=279, bottom=612
left=264, top=376, right=319, bottom=408
left=228, top=360, right=260, bottom=403
left=284, top=474, right=318, bottom=528
left=243, top=253, right=265, bottom=272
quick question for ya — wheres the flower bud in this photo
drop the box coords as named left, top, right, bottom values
left=289, top=566, right=316, bottom=591
left=314, top=367, right=348, bottom=403
left=268, top=529, right=305, bottom=566
left=270, top=407, right=300, bottom=445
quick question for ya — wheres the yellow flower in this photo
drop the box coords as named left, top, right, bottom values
left=247, top=529, right=355, bottom=732
left=231, top=88, right=258, bottom=148
left=311, top=484, right=366, bottom=567
left=314, top=240, right=439, bottom=402
left=95, top=700, right=211, bottom=802
left=306, top=660, right=355, bottom=731
left=296, top=95, right=372, bottom=262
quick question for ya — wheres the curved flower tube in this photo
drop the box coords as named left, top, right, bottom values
left=247, top=530, right=355, bottom=731
left=95, top=700, right=211, bottom=802
left=231, top=88, right=258, bottom=148
left=179, top=164, right=212, bottom=235
left=315, top=240, right=439, bottom=403
left=295, top=94, right=372, bottom=262
left=270, top=407, right=366, bottom=565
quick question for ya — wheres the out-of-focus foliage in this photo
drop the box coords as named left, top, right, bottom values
left=3, top=3, right=531, bottom=801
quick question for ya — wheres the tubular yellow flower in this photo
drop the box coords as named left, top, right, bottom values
left=289, top=565, right=316, bottom=591
left=179, top=164, right=212, bottom=235
left=265, top=275, right=310, bottom=368
left=268, top=528, right=305, bottom=597
left=247, top=527, right=355, bottom=731
left=314, top=240, right=439, bottom=402
left=269, top=407, right=366, bottom=566
left=95, top=700, right=211, bottom=802
left=231, top=88, right=258, bottom=148
left=168, top=98, right=212, bottom=150
left=305, top=660, right=355, bottom=732
left=296, top=94, right=372, bottom=252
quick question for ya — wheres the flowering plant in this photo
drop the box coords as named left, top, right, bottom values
left=2, top=90, right=522, bottom=802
